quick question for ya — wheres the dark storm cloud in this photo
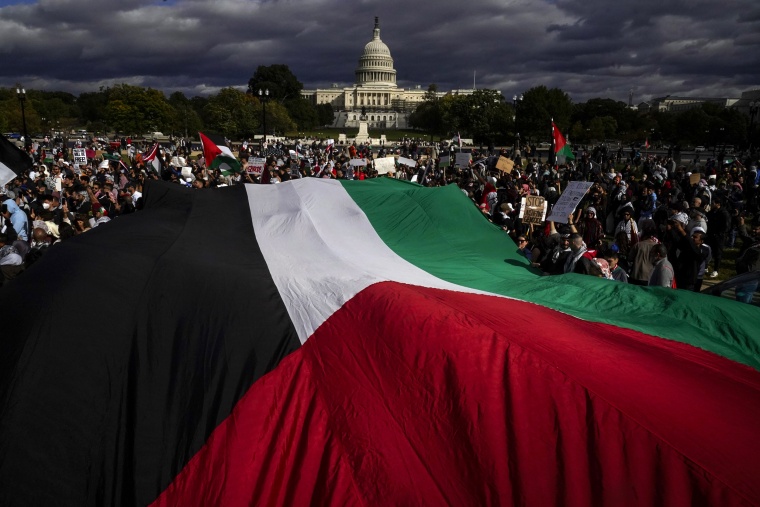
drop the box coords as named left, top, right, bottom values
left=0, top=0, right=757, bottom=103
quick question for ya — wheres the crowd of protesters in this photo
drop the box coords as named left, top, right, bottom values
left=1, top=134, right=759, bottom=302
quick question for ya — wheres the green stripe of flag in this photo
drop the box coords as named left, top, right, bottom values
left=341, top=178, right=760, bottom=370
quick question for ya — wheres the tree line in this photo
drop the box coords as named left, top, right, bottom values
left=0, top=65, right=333, bottom=140
left=1, top=64, right=754, bottom=149
left=410, top=85, right=753, bottom=149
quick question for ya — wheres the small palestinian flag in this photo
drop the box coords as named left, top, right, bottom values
left=199, top=132, right=242, bottom=175
left=552, top=121, right=575, bottom=162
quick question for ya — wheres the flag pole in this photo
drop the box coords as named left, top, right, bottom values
left=549, top=118, right=556, bottom=166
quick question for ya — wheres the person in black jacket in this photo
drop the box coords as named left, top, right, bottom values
left=671, top=219, right=703, bottom=291
left=706, top=197, right=731, bottom=277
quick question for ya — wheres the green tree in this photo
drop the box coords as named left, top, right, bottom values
left=284, top=97, right=319, bottom=130
left=247, top=64, right=304, bottom=102
left=204, top=87, right=259, bottom=139
left=167, top=91, right=204, bottom=138
left=77, top=88, right=110, bottom=125
left=516, top=86, right=573, bottom=142
left=316, top=103, right=334, bottom=127
left=104, top=85, right=175, bottom=134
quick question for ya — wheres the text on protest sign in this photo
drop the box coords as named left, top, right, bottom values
left=374, top=156, right=396, bottom=174
left=246, top=157, right=266, bottom=175
left=519, top=196, right=547, bottom=225
left=349, top=159, right=368, bottom=167
left=73, top=148, right=87, bottom=166
left=546, top=181, right=594, bottom=223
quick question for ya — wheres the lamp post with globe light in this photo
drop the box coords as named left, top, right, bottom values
left=512, top=94, right=523, bottom=152
left=16, top=87, right=30, bottom=151
left=258, top=88, right=269, bottom=145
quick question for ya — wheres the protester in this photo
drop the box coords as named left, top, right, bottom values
left=648, top=244, right=675, bottom=288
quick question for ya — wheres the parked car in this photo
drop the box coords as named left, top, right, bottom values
left=3, top=132, right=22, bottom=139
left=695, top=146, right=706, bottom=152
left=701, top=271, right=760, bottom=306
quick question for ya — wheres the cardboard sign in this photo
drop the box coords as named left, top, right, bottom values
left=374, top=156, right=396, bottom=174
left=73, top=148, right=87, bottom=166
left=398, top=157, right=417, bottom=168
left=496, top=156, right=515, bottom=173
left=247, top=157, right=266, bottom=175
left=689, top=173, right=702, bottom=185
left=519, top=196, right=547, bottom=225
left=439, top=155, right=451, bottom=167
left=546, top=181, right=594, bottom=223
left=455, top=152, right=472, bottom=167
left=349, top=158, right=368, bottom=167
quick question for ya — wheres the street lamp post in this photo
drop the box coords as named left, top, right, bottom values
left=512, top=94, right=523, bottom=152
left=258, top=88, right=269, bottom=145
left=16, top=87, right=30, bottom=151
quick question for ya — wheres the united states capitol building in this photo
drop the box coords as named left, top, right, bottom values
left=301, top=18, right=476, bottom=130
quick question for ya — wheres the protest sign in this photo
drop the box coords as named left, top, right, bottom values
left=439, top=155, right=451, bottom=167
left=374, top=156, right=396, bottom=174
left=455, top=152, right=472, bottom=167
left=546, top=181, right=594, bottom=223
left=689, top=173, right=702, bottom=186
left=519, top=196, right=547, bottom=225
left=246, top=157, right=266, bottom=175
left=496, top=156, right=514, bottom=173
left=349, top=159, right=368, bottom=167
left=398, top=157, right=417, bottom=168
left=73, top=148, right=87, bottom=166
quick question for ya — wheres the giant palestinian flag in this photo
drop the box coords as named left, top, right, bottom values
left=1, top=178, right=760, bottom=506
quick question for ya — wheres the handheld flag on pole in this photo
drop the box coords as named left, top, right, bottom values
left=552, top=121, right=575, bottom=164
left=142, top=143, right=162, bottom=175
left=199, top=132, right=242, bottom=176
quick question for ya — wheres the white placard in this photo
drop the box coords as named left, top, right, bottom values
left=374, top=156, right=396, bottom=174
left=455, top=152, right=472, bottom=167
left=349, top=158, right=368, bottom=167
left=73, top=148, right=87, bottom=165
left=247, top=157, right=266, bottom=175
left=398, top=157, right=417, bottom=168
left=546, top=181, right=593, bottom=223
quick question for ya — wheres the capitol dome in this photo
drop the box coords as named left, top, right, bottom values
left=355, top=17, right=397, bottom=87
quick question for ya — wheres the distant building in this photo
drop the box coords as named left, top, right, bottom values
left=637, top=95, right=740, bottom=113
left=301, top=17, right=479, bottom=129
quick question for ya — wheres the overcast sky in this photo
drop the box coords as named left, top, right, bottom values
left=1, top=0, right=758, bottom=104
